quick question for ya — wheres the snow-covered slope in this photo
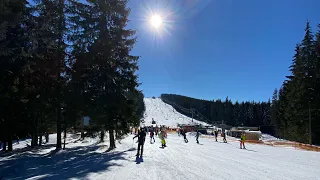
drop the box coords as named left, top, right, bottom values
left=1, top=133, right=320, bottom=180
left=142, top=98, right=209, bottom=127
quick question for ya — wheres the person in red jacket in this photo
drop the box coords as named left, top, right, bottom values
left=150, top=131, right=155, bottom=143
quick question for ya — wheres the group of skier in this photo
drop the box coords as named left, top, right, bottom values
left=212, top=129, right=228, bottom=143
left=133, top=126, right=168, bottom=157
left=132, top=125, right=247, bottom=157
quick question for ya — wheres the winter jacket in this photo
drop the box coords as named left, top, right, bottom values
left=134, top=131, right=146, bottom=144
left=195, top=132, right=200, bottom=138
left=240, top=134, right=246, bottom=141
left=158, top=131, right=165, bottom=140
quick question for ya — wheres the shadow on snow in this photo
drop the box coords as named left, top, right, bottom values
left=0, top=144, right=135, bottom=180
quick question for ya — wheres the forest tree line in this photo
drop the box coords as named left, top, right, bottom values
left=161, top=94, right=271, bottom=128
left=270, top=22, right=320, bottom=145
left=0, top=0, right=145, bottom=152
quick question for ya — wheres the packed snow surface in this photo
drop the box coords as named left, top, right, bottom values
left=142, top=98, right=209, bottom=127
left=1, top=133, right=320, bottom=180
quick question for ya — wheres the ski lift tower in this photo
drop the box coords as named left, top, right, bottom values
left=190, top=108, right=195, bottom=122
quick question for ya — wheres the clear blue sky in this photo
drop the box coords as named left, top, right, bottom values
left=127, top=0, right=320, bottom=102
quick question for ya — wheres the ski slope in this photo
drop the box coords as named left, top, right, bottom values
left=142, top=98, right=209, bottom=127
left=1, top=133, right=320, bottom=180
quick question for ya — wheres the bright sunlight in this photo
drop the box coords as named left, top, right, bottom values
left=150, top=14, right=163, bottom=29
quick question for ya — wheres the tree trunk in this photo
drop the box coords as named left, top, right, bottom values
left=80, top=116, right=84, bottom=139
left=8, top=135, right=12, bottom=151
left=63, top=116, right=67, bottom=150
left=109, top=130, right=116, bottom=149
left=39, top=135, right=42, bottom=145
left=56, top=106, right=62, bottom=149
left=31, top=114, right=35, bottom=147
left=56, top=0, right=64, bottom=150
left=35, top=114, right=38, bottom=146
left=2, top=141, right=6, bottom=151
left=100, top=128, right=105, bottom=142
left=45, top=132, right=49, bottom=143
left=7, top=114, right=13, bottom=151
left=38, top=110, right=42, bottom=146
left=31, top=133, right=35, bottom=147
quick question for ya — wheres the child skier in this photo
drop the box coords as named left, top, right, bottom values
left=195, top=130, right=200, bottom=144
left=158, top=130, right=166, bottom=148
left=240, top=132, right=246, bottom=149
left=150, top=131, right=155, bottom=143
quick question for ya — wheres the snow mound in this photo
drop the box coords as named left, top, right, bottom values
left=260, top=134, right=287, bottom=142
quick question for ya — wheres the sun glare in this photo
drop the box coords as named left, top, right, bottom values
left=150, top=14, right=163, bottom=29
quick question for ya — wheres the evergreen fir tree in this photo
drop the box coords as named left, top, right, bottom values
left=0, top=0, right=30, bottom=151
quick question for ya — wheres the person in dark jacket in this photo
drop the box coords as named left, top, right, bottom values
left=195, top=130, right=200, bottom=144
left=133, top=128, right=147, bottom=157
left=181, top=129, right=188, bottom=143
left=214, top=130, right=218, bottom=142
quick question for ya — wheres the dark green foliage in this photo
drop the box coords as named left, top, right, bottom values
left=0, top=0, right=31, bottom=151
left=0, top=0, right=144, bottom=151
left=271, top=22, right=320, bottom=145
left=161, top=94, right=271, bottom=127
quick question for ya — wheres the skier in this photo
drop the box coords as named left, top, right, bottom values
left=195, top=130, right=200, bottom=144
left=181, top=129, right=188, bottom=143
left=150, top=131, right=155, bottom=143
left=214, top=130, right=218, bottom=142
left=155, top=126, right=159, bottom=136
left=240, top=132, right=246, bottom=149
left=222, top=129, right=227, bottom=143
left=133, top=128, right=147, bottom=157
left=158, top=129, right=166, bottom=148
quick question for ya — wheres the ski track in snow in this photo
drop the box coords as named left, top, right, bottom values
left=1, top=98, right=320, bottom=180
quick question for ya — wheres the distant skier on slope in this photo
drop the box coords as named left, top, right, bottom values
left=240, top=132, right=246, bottom=149
left=133, top=128, right=147, bottom=157
left=195, top=130, right=201, bottom=144
left=158, top=129, right=166, bottom=148
left=222, top=128, right=227, bottom=143
left=214, top=130, right=218, bottom=142
left=150, top=131, right=155, bottom=143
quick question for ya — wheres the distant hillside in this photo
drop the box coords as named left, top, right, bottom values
left=160, top=94, right=271, bottom=127
left=142, top=98, right=209, bottom=127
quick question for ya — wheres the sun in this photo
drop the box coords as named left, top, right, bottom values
left=150, top=14, right=163, bottom=29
